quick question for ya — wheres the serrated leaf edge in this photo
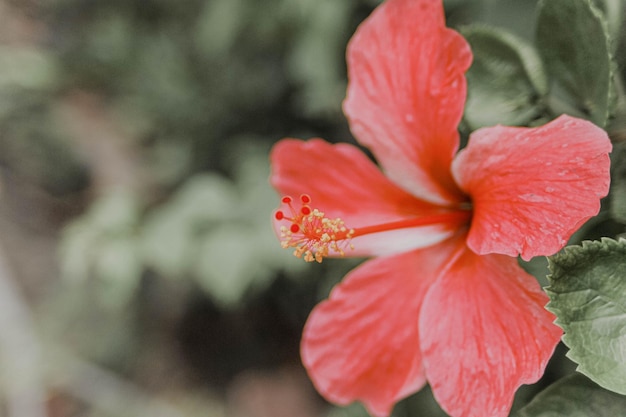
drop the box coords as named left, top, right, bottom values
left=547, top=237, right=626, bottom=281
left=545, top=236, right=626, bottom=395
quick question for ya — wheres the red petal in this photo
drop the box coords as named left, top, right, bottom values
left=270, top=139, right=457, bottom=257
left=452, top=115, right=612, bottom=260
left=301, top=243, right=458, bottom=417
left=419, top=248, right=562, bottom=417
left=344, top=0, right=472, bottom=205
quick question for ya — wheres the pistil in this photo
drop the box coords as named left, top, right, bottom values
left=274, top=194, right=471, bottom=263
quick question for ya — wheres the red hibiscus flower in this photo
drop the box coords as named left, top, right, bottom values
left=269, top=0, right=612, bottom=416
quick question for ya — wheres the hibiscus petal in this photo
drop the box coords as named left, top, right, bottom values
left=270, top=138, right=456, bottom=257
left=419, top=248, right=562, bottom=417
left=451, top=115, right=612, bottom=261
left=302, top=243, right=459, bottom=417
left=344, top=0, right=472, bottom=205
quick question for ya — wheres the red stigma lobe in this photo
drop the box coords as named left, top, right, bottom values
left=274, top=194, right=355, bottom=263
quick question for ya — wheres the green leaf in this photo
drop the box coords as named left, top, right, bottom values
left=95, top=237, right=142, bottom=308
left=462, top=25, right=548, bottom=129
left=592, top=0, right=623, bottom=49
left=286, top=0, right=353, bottom=116
left=140, top=174, right=238, bottom=278
left=187, top=146, right=306, bottom=307
left=536, top=0, right=615, bottom=126
left=327, top=403, right=371, bottom=417
left=546, top=238, right=626, bottom=394
left=515, top=373, right=626, bottom=417
left=0, top=46, right=59, bottom=92
left=141, top=154, right=306, bottom=307
left=192, top=225, right=270, bottom=307
left=194, top=0, right=245, bottom=57
left=59, top=190, right=143, bottom=309
left=610, top=142, right=626, bottom=223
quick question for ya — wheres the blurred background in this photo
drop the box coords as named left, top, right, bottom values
left=0, top=0, right=620, bottom=416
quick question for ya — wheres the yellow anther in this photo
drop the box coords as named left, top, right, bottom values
left=275, top=195, right=355, bottom=263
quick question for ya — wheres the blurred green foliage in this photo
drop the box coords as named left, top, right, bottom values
left=0, top=0, right=625, bottom=415
left=0, top=45, right=89, bottom=195
left=43, top=0, right=366, bottom=311
left=43, top=0, right=367, bottom=181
